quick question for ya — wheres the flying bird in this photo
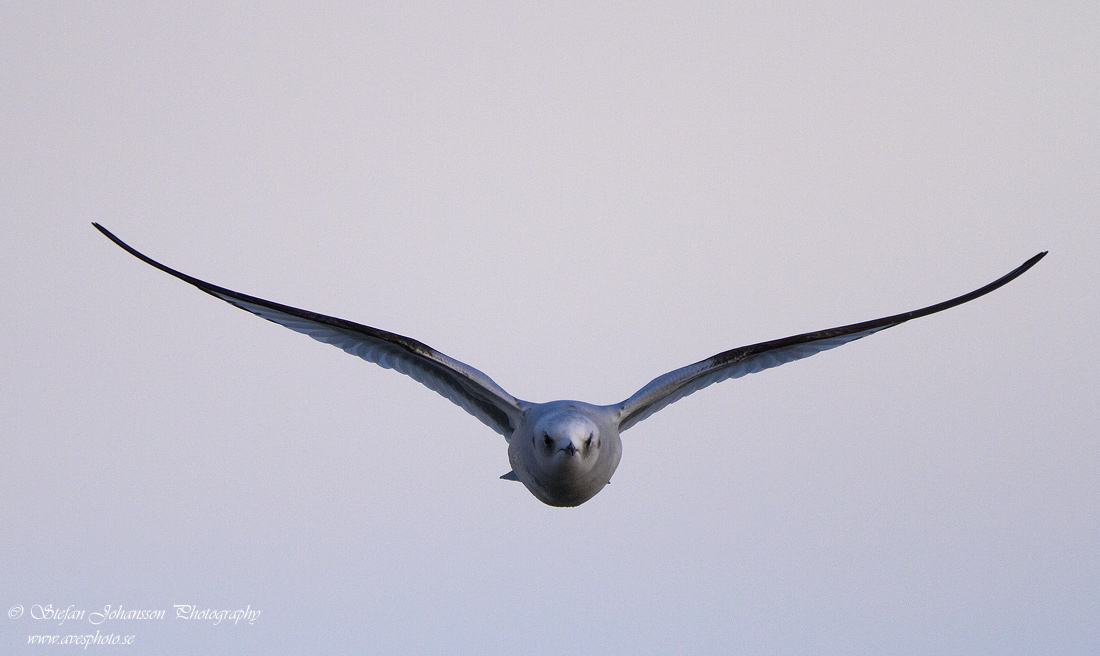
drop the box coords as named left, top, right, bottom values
left=94, top=224, right=1045, bottom=507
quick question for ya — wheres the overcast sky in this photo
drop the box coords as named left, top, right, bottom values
left=2, top=3, right=1097, bottom=654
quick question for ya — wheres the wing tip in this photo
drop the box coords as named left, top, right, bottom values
left=91, top=222, right=113, bottom=240
left=92, top=223, right=148, bottom=263
left=1006, top=250, right=1048, bottom=282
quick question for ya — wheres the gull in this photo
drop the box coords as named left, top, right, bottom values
left=94, top=224, right=1045, bottom=507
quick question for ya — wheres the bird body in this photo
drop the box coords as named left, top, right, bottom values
left=508, top=400, right=622, bottom=507
left=94, top=223, right=1045, bottom=507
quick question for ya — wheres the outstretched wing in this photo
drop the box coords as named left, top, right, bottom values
left=94, top=224, right=526, bottom=438
left=616, top=253, right=1046, bottom=432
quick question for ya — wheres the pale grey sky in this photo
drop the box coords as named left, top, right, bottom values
left=2, top=3, right=1097, bottom=654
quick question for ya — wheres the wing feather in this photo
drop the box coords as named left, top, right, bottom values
left=94, top=224, right=525, bottom=438
left=616, top=253, right=1046, bottom=432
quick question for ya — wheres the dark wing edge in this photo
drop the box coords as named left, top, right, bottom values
left=93, top=223, right=526, bottom=438
left=615, top=252, right=1047, bottom=432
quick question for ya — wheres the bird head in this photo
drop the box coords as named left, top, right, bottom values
left=531, top=410, right=601, bottom=471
